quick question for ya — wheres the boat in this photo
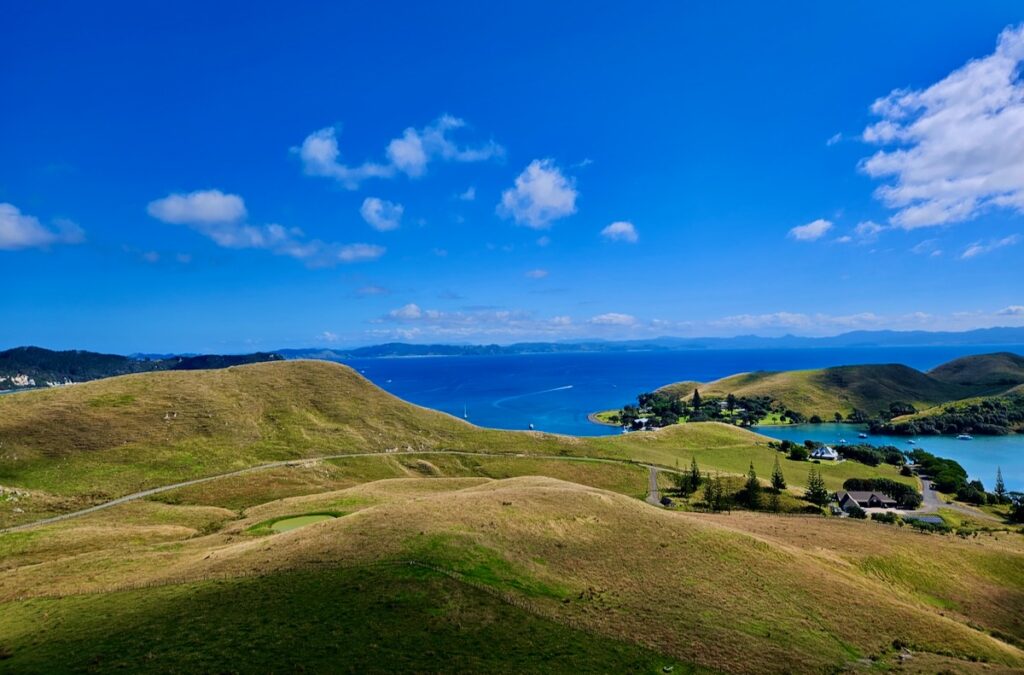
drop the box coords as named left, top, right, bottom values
left=528, top=423, right=535, bottom=430
left=858, top=433, right=868, bottom=439
left=463, top=404, right=468, bottom=419
left=957, top=433, right=974, bottom=441
left=906, top=439, right=916, bottom=445
left=838, top=438, right=847, bottom=444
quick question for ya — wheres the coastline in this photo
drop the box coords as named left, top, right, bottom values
left=587, top=411, right=621, bottom=428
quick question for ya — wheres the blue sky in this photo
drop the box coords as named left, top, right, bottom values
left=3, top=1, right=1024, bottom=352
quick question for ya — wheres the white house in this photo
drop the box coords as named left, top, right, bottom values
left=810, top=445, right=839, bottom=461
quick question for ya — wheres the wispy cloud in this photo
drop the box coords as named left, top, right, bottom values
left=498, top=159, right=578, bottom=229
left=0, top=203, right=84, bottom=250
left=589, top=312, right=636, bottom=326
left=997, top=305, right=1024, bottom=316
left=861, top=24, right=1024, bottom=228
left=294, top=116, right=503, bottom=190
left=788, top=218, right=832, bottom=241
left=961, top=234, right=1020, bottom=259
left=600, top=221, right=638, bottom=243
left=525, top=268, right=548, bottom=279
left=457, top=186, right=476, bottom=201
left=148, top=189, right=385, bottom=266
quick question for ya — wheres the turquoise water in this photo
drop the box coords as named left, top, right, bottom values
left=753, top=423, right=1022, bottom=492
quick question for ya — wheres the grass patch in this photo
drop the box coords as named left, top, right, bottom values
left=246, top=511, right=347, bottom=536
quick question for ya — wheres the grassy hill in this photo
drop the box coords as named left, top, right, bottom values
left=0, top=360, right=912, bottom=528
left=1, top=475, right=1020, bottom=673
left=928, top=352, right=1024, bottom=387
left=0, top=361, right=1019, bottom=672
left=658, top=355, right=1024, bottom=419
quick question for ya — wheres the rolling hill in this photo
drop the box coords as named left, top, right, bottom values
left=0, top=360, right=911, bottom=529
left=657, top=353, right=1024, bottom=419
left=0, top=359, right=1019, bottom=673
left=1, top=475, right=1021, bottom=673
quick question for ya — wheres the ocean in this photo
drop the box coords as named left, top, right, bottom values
left=340, top=345, right=1024, bottom=491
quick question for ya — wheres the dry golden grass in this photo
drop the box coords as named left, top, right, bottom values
left=2, top=476, right=1021, bottom=674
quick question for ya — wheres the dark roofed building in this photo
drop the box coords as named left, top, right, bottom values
left=837, top=491, right=898, bottom=511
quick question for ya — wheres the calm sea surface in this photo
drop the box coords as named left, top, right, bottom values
left=341, top=346, right=1023, bottom=491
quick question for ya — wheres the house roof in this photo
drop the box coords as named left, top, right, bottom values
left=838, top=491, right=897, bottom=506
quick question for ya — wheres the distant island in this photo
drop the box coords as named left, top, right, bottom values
left=279, top=326, right=1024, bottom=359
left=0, top=346, right=284, bottom=391
left=601, top=352, right=1024, bottom=436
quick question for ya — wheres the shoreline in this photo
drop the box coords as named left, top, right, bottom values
left=587, top=411, right=622, bottom=428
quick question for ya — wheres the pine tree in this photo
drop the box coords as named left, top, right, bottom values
left=804, top=467, right=829, bottom=507
left=689, top=456, right=701, bottom=493
left=744, top=461, right=761, bottom=509
left=692, top=388, right=702, bottom=409
left=702, top=471, right=716, bottom=510
left=995, top=467, right=1007, bottom=503
left=771, top=456, right=786, bottom=492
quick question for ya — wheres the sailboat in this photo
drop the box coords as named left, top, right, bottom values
left=463, top=404, right=468, bottom=419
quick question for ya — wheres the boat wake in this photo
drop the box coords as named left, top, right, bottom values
left=493, top=384, right=573, bottom=408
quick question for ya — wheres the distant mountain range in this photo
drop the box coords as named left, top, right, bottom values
left=5, top=326, right=1024, bottom=391
left=280, top=326, right=1024, bottom=359
left=0, top=347, right=283, bottom=391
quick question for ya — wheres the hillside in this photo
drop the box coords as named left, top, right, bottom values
left=929, top=352, right=1024, bottom=388
left=0, top=360, right=911, bottom=529
left=0, top=346, right=283, bottom=391
left=657, top=354, right=1024, bottom=419
left=1, top=476, right=1020, bottom=673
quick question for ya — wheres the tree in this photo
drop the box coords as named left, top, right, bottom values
left=833, top=412, right=843, bottom=423
left=692, top=388, right=702, bottom=409
left=995, top=467, right=1007, bottom=503
left=689, top=456, right=701, bottom=493
left=788, top=444, right=809, bottom=461
left=726, top=393, right=737, bottom=412
left=744, top=462, right=762, bottom=509
left=771, top=456, right=787, bottom=492
left=804, top=467, right=830, bottom=507
left=767, top=490, right=781, bottom=513
left=703, top=472, right=727, bottom=512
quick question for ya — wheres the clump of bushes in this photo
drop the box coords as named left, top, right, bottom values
left=871, top=512, right=901, bottom=525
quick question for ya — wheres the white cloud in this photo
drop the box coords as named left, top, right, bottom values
left=536, top=235, right=551, bottom=247
left=337, top=243, right=386, bottom=263
left=788, top=218, right=833, bottom=241
left=148, top=189, right=385, bottom=265
left=292, top=127, right=394, bottom=190
left=861, top=24, right=1024, bottom=228
left=525, top=268, right=548, bottom=279
left=146, top=189, right=247, bottom=225
left=356, top=285, right=390, bottom=296
left=295, top=116, right=502, bottom=189
left=388, top=303, right=424, bottom=320
left=0, top=204, right=85, bottom=250
left=386, top=115, right=503, bottom=178
left=600, top=221, right=638, bottom=243
left=997, top=305, right=1024, bottom=316
left=854, top=220, right=886, bottom=242
left=458, top=186, right=476, bottom=201
left=360, top=197, right=403, bottom=232
left=826, top=132, right=843, bottom=146
left=961, top=234, right=1020, bottom=259
left=318, top=331, right=340, bottom=342
left=589, top=312, right=636, bottom=326
left=910, top=239, right=942, bottom=256
left=497, top=159, right=578, bottom=229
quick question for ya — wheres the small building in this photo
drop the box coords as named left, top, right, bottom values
left=810, top=445, right=839, bottom=461
left=837, top=491, right=898, bottom=511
